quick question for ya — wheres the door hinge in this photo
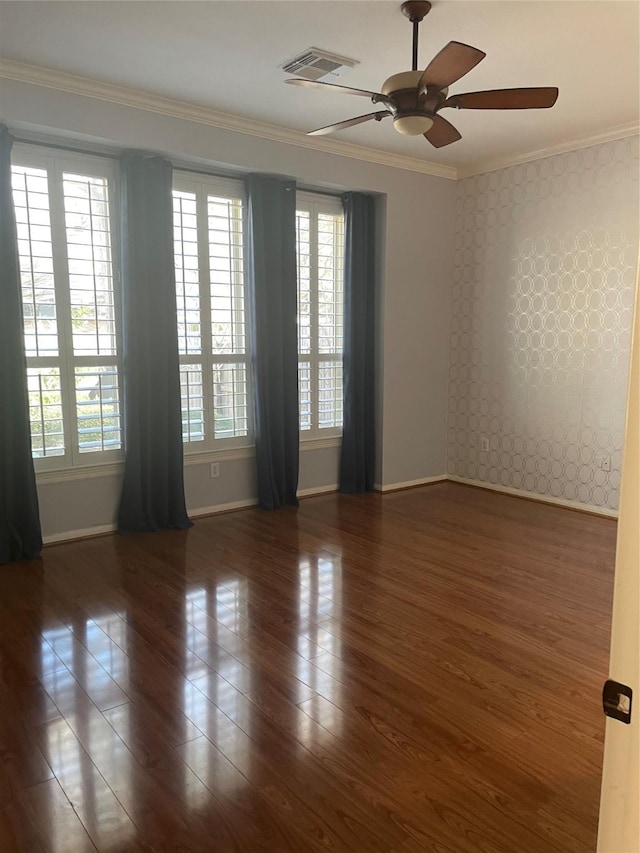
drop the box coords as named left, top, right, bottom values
left=602, top=679, right=633, bottom=724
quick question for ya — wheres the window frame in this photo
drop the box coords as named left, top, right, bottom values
left=296, top=191, right=345, bottom=443
left=11, top=144, right=123, bottom=473
left=172, top=171, right=252, bottom=456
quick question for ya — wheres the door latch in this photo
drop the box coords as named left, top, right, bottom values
left=602, top=679, right=632, bottom=724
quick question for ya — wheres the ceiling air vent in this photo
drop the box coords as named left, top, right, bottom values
left=280, top=48, right=358, bottom=82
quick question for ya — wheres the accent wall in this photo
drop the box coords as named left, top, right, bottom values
left=448, top=136, right=640, bottom=513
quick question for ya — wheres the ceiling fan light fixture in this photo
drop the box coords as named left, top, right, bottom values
left=289, top=2, right=558, bottom=149
left=393, top=114, right=434, bottom=135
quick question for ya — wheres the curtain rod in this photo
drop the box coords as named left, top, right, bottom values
left=11, top=135, right=343, bottom=198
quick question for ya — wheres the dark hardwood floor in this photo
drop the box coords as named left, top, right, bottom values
left=0, top=482, right=616, bottom=852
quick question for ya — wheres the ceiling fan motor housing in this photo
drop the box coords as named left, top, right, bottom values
left=379, top=71, right=443, bottom=134
left=286, top=1, right=558, bottom=147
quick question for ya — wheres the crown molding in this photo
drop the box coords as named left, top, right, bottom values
left=459, top=121, right=640, bottom=179
left=3, top=59, right=637, bottom=183
left=0, top=59, right=458, bottom=181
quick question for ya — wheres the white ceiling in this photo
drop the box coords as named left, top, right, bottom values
left=0, top=1, right=638, bottom=173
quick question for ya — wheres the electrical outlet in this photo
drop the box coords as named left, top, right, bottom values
left=210, top=462, right=220, bottom=479
left=599, top=457, right=611, bottom=472
left=481, top=437, right=489, bottom=452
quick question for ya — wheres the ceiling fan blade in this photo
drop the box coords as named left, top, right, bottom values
left=444, top=87, right=559, bottom=110
left=423, top=114, right=462, bottom=148
left=419, top=41, right=486, bottom=91
left=307, top=111, right=391, bottom=137
left=285, top=78, right=385, bottom=100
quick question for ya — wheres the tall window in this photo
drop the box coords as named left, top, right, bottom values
left=11, top=147, right=121, bottom=470
left=172, top=173, right=250, bottom=452
left=296, top=193, right=345, bottom=439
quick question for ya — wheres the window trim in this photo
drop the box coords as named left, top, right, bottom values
left=12, top=143, right=123, bottom=473
left=12, top=143, right=344, bottom=473
left=296, top=191, right=345, bottom=443
left=172, top=171, right=253, bottom=456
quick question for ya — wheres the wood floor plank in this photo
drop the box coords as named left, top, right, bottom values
left=1, top=778, right=97, bottom=853
left=35, top=715, right=139, bottom=851
left=0, top=483, right=615, bottom=851
left=0, top=691, right=55, bottom=805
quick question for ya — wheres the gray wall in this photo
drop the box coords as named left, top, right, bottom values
left=447, top=137, right=640, bottom=512
left=1, top=77, right=456, bottom=540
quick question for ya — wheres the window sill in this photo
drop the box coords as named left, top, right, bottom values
left=34, top=437, right=341, bottom=484
left=36, top=461, right=125, bottom=484
left=184, top=437, right=340, bottom=463
left=184, top=446, right=255, bottom=466
left=300, top=436, right=341, bottom=452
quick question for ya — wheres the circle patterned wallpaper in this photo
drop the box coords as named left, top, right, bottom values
left=447, top=136, right=639, bottom=511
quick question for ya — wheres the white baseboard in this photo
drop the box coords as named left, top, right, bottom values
left=42, top=487, right=341, bottom=545
left=43, top=500, right=260, bottom=544
left=43, top=523, right=117, bottom=545
left=447, top=475, right=619, bottom=519
left=193, top=484, right=339, bottom=513
left=374, top=475, right=448, bottom=493
left=41, top=474, right=616, bottom=546
left=297, top=484, right=338, bottom=498
left=189, top=498, right=258, bottom=518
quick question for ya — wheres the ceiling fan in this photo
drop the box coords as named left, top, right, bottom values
left=285, top=0, right=558, bottom=148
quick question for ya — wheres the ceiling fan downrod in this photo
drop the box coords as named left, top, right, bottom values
left=401, top=0, right=432, bottom=71
left=284, top=0, right=557, bottom=148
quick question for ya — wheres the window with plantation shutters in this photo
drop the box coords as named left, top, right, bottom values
left=11, top=146, right=122, bottom=470
left=296, top=193, right=345, bottom=439
left=172, top=173, right=250, bottom=452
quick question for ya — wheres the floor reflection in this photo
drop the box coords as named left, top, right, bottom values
left=296, top=553, right=343, bottom=741
left=41, top=616, right=133, bottom=851
left=215, top=580, right=248, bottom=635
left=85, top=613, right=129, bottom=683
left=183, top=581, right=251, bottom=805
left=34, top=552, right=347, bottom=844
